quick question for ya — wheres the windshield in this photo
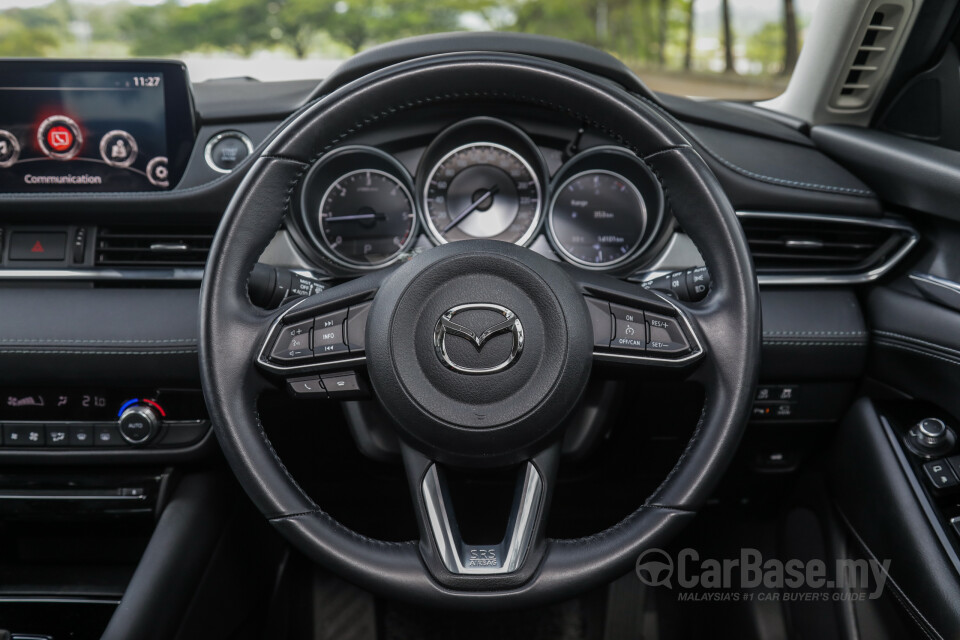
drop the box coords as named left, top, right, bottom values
left=0, top=0, right=817, bottom=99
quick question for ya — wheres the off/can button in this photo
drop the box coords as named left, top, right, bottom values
left=610, top=303, right=646, bottom=352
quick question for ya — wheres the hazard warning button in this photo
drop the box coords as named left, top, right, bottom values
left=9, top=231, right=67, bottom=261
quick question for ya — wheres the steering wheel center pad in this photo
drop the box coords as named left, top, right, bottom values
left=367, top=241, right=593, bottom=466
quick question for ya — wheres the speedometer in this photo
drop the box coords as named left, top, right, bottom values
left=424, top=143, right=541, bottom=245
left=417, top=118, right=547, bottom=247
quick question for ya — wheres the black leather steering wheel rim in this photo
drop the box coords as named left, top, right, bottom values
left=199, top=51, right=760, bottom=609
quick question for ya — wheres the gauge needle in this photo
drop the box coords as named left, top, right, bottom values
left=442, top=185, right=499, bottom=233
left=326, top=212, right=385, bottom=223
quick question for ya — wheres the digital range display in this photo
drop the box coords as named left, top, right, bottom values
left=0, top=62, right=195, bottom=193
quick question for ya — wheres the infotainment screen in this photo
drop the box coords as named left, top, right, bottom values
left=0, top=60, right=195, bottom=193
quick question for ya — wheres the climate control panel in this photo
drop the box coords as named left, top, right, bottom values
left=0, top=388, right=208, bottom=450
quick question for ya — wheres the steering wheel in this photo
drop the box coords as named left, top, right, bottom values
left=199, top=52, right=760, bottom=608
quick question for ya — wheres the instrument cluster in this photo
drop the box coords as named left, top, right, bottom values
left=293, top=117, right=666, bottom=274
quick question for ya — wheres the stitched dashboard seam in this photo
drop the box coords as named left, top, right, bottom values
left=0, top=349, right=197, bottom=355
left=762, top=330, right=867, bottom=337
left=0, top=338, right=197, bottom=344
left=875, top=340, right=960, bottom=367
left=874, top=330, right=960, bottom=358
left=636, top=95, right=875, bottom=197
left=762, top=341, right=867, bottom=347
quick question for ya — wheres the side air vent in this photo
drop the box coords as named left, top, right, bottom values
left=738, top=213, right=917, bottom=284
left=832, top=2, right=909, bottom=110
left=94, top=226, right=215, bottom=267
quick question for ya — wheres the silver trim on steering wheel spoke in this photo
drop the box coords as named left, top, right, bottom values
left=421, top=461, right=543, bottom=575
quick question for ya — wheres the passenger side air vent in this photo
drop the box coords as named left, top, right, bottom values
left=738, top=213, right=917, bottom=283
left=832, top=2, right=909, bottom=110
left=94, top=226, right=215, bottom=267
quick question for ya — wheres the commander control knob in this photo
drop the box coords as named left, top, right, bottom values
left=905, top=417, right=955, bottom=459
left=118, top=405, right=160, bottom=445
left=919, top=418, right=948, bottom=447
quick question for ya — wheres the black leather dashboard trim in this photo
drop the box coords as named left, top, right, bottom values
left=193, top=79, right=319, bottom=123
left=312, top=32, right=653, bottom=99
left=635, top=97, right=882, bottom=216
left=656, top=92, right=811, bottom=143
left=759, top=288, right=868, bottom=380
left=0, top=288, right=199, bottom=385
left=812, top=124, right=960, bottom=223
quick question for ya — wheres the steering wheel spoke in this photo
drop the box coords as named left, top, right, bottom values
left=565, top=266, right=706, bottom=375
left=400, top=440, right=560, bottom=582
left=252, top=269, right=392, bottom=392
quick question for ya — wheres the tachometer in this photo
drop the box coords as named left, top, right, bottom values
left=419, top=118, right=546, bottom=246
left=298, top=146, right=418, bottom=271
left=319, top=169, right=415, bottom=267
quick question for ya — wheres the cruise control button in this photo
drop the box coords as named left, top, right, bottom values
left=646, top=312, right=691, bottom=355
left=321, top=372, right=363, bottom=399
left=610, top=304, right=645, bottom=351
left=270, top=318, right=314, bottom=363
left=584, top=297, right=612, bottom=348
left=923, top=460, right=959, bottom=489
left=287, top=376, right=326, bottom=399
left=313, top=310, right=348, bottom=358
left=4, top=423, right=44, bottom=446
left=345, top=302, right=372, bottom=353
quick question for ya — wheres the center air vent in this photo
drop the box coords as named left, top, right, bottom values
left=95, top=226, right=215, bottom=267
left=832, top=1, right=909, bottom=110
left=738, top=213, right=917, bottom=284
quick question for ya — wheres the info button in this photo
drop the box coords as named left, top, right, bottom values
left=9, top=231, right=67, bottom=261
left=313, top=310, right=349, bottom=358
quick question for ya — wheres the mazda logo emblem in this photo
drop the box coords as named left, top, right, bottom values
left=434, top=303, right=524, bottom=374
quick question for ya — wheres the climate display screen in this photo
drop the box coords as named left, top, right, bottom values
left=0, top=61, right=195, bottom=192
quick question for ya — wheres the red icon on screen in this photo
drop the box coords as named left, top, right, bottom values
left=37, top=115, right=82, bottom=160
left=46, top=126, right=74, bottom=152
